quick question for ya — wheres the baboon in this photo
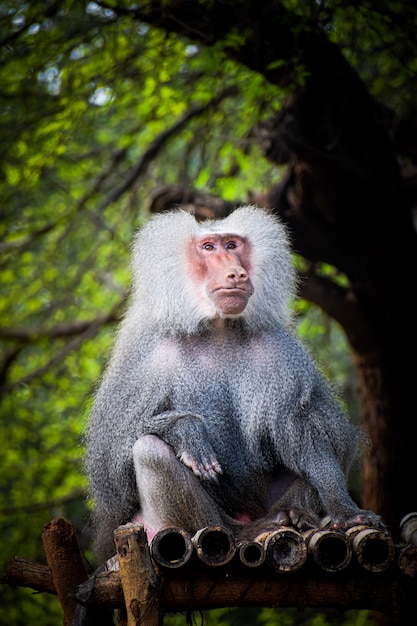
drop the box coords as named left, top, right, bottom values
left=86, top=205, right=382, bottom=562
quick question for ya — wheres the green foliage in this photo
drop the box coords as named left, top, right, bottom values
left=163, top=607, right=375, bottom=626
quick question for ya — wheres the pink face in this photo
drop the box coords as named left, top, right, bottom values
left=188, top=233, right=254, bottom=317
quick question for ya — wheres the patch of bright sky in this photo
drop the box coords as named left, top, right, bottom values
left=89, top=86, right=114, bottom=106
left=86, top=1, right=115, bottom=19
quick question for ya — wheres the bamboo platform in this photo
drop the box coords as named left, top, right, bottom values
left=2, top=514, right=417, bottom=625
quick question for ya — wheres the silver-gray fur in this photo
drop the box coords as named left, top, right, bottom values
left=86, top=205, right=381, bottom=562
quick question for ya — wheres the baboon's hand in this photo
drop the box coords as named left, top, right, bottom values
left=163, top=414, right=223, bottom=482
left=179, top=444, right=223, bottom=482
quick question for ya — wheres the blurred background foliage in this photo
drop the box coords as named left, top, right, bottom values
left=1, top=0, right=412, bottom=624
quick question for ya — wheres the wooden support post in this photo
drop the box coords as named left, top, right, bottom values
left=113, top=524, right=162, bottom=626
left=41, top=517, right=91, bottom=626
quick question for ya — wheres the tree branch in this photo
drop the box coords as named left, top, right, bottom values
left=0, top=304, right=124, bottom=343
left=0, top=302, right=123, bottom=392
left=0, top=490, right=85, bottom=517
left=298, top=271, right=373, bottom=352
left=94, top=86, right=239, bottom=214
